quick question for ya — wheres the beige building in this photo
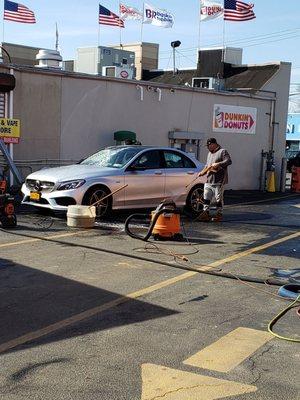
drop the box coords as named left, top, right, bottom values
left=0, top=54, right=291, bottom=190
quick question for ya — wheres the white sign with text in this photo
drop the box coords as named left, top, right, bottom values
left=213, top=104, right=257, bottom=134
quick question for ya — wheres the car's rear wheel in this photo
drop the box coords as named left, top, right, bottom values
left=82, top=186, right=112, bottom=218
left=186, top=184, right=204, bottom=216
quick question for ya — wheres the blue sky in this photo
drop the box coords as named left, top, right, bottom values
left=2, top=0, right=300, bottom=83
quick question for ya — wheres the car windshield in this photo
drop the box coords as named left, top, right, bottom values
left=80, top=147, right=142, bottom=168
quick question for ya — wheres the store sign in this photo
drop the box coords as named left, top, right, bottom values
left=213, top=104, right=257, bottom=134
left=3, top=137, right=19, bottom=144
left=120, top=70, right=129, bottom=79
left=0, top=118, right=20, bottom=144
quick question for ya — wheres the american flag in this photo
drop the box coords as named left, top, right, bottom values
left=4, top=0, right=36, bottom=24
left=99, top=5, right=124, bottom=27
left=224, top=0, right=255, bottom=21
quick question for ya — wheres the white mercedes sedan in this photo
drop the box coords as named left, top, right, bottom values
left=21, top=146, right=206, bottom=217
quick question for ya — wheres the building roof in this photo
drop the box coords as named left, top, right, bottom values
left=142, top=69, right=196, bottom=86
left=143, top=63, right=280, bottom=91
left=224, top=64, right=280, bottom=90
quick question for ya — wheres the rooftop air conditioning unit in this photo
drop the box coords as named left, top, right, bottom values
left=192, top=77, right=222, bottom=90
left=102, top=65, right=135, bottom=79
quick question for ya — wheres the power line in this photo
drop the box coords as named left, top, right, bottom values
left=159, top=27, right=300, bottom=57
left=175, top=49, right=197, bottom=66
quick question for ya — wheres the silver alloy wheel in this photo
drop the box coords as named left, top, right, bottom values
left=189, top=186, right=204, bottom=213
left=87, top=188, right=110, bottom=217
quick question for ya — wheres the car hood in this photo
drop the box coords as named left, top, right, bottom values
left=26, top=164, right=122, bottom=183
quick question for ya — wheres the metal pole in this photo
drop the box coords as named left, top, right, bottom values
left=0, top=139, right=22, bottom=184
left=259, top=150, right=267, bottom=192
left=9, top=68, right=14, bottom=185
left=173, top=47, right=175, bottom=76
left=280, top=157, right=287, bottom=193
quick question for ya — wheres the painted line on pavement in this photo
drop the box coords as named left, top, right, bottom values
left=141, top=363, right=257, bottom=400
left=0, top=231, right=298, bottom=354
left=0, top=230, right=89, bottom=249
left=183, top=327, right=273, bottom=373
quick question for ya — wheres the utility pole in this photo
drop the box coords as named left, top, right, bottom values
left=171, top=41, right=181, bottom=76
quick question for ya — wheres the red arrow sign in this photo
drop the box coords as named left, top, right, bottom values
left=249, top=115, right=255, bottom=129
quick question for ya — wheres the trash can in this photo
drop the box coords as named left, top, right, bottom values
left=291, top=167, right=300, bottom=193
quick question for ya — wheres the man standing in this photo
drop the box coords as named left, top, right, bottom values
left=198, top=138, right=232, bottom=222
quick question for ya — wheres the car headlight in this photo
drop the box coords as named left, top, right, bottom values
left=57, top=180, right=86, bottom=191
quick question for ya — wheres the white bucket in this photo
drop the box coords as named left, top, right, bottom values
left=67, top=205, right=96, bottom=228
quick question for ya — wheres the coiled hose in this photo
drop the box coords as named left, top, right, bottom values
left=125, top=207, right=176, bottom=241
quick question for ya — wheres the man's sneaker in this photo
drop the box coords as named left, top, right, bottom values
left=198, top=211, right=211, bottom=222
left=212, top=213, right=223, bottom=222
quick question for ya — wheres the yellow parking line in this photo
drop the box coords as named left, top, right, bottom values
left=194, top=231, right=300, bottom=270
left=142, top=363, right=257, bottom=399
left=183, top=327, right=273, bottom=372
left=0, top=231, right=298, bottom=354
left=0, top=230, right=89, bottom=249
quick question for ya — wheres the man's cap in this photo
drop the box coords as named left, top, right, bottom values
left=206, top=138, right=217, bottom=146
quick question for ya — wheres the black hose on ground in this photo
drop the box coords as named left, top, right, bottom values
left=124, top=201, right=288, bottom=286
left=1, top=227, right=288, bottom=287
left=124, top=213, right=152, bottom=241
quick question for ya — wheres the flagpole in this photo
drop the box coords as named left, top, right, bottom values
left=1, top=1, right=5, bottom=60
left=140, top=2, right=144, bottom=44
left=98, top=23, right=100, bottom=48
left=198, top=1, right=202, bottom=51
left=55, top=22, right=59, bottom=51
left=198, top=0, right=202, bottom=64
left=119, top=1, right=122, bottom=48
left=98, top=4, right=100, bottom=47
left=222, top=16, right=225, bottom=64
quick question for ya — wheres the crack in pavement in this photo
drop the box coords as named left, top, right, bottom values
left=144, top=382, right=252, bottom=400
left=248, top=344, right=274, bottom=385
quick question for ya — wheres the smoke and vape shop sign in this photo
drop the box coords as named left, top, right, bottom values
left=213, top=104, right=257, bottom=134
left=0, top=118, right=20, bottom=144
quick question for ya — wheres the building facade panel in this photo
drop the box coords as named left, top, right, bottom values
left=0, top=65, right=289, bottom=190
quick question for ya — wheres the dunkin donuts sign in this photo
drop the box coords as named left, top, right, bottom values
left=213, top=104, right=257, bottom=134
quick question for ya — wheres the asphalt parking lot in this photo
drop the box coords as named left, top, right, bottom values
left=0, top=191, right=299, bottom=400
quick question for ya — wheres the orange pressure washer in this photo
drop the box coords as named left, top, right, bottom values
left=125, top=200, right=183, bottom=241
left=0, top=179, right=17, bottom=228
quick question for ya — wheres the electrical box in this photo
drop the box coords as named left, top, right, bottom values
left=168, top=131, right=205, bottom=160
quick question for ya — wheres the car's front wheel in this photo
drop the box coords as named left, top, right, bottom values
left=186, top=184, right=204, bottom=216
left=82, top=186, right=112, bottom=218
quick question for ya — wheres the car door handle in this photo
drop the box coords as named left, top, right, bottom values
left=154, top=170, right=163, bottom=175
left=187, top=171, right=195, bottom=175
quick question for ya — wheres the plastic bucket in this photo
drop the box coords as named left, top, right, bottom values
left=67, top=205, right=96, bottom=228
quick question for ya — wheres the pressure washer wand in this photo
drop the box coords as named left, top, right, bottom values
left=185, top=165, right=218, bottom=188
left=89, top=184, right=128, bottom=208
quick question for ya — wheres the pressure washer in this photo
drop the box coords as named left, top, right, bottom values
left=125, top=199, right=183, bottom=241
left=0, top=180, right=17, bottom=228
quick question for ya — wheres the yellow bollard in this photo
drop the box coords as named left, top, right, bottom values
left=266, top=171, right=276, bottom=192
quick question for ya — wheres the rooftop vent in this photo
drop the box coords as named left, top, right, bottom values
left=35, top=49, right=63, bottom=69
